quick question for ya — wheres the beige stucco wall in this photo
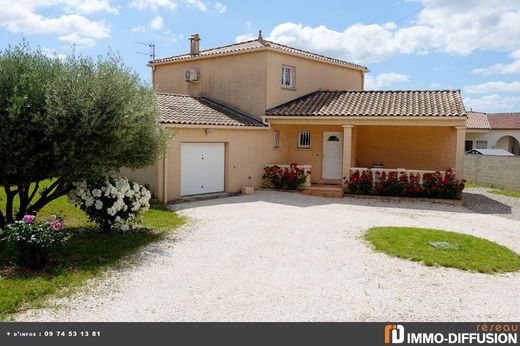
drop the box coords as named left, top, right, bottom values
left=465, top=154, right=520, bottom=190
left=119, top=165, right=158, bottom=198
left=272, top=124, right=344, bottom=183
left=265, top=50, right=364, bottom=110
left=157, top=127, right=283, bottom=201
left=153, top=51, right=268, bottom=118
left=152, top=49, right=364, bottom=120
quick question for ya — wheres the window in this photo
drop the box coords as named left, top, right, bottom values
left=281, top=65, right=295, bottom=88
left=465, top=140, right=473, bottom=152
left=298, top=131, right=311, bottom=148
left=327, top=135, right=340, bottom=142
left=273, top=130, right=280, bottom=149
left=476, top=141, right=488, bottom=149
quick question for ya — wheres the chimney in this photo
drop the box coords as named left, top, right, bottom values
left=190, top=34, right=200, bottom=55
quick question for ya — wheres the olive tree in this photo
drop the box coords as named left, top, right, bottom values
left=0, top=43, right=167, bottom=227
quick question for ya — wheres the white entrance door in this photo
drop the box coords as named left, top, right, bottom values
left=322, top=132, right=343, bottom=180
left=181, top=143, right=225, bottom=196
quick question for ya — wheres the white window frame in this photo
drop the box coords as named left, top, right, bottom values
left=273, top=130, right=280, bottom=149
left=281, top=65, right=295, bottom=89
left=476, top=140, right=488, bottom=149
left=298, top=131, right=311, bottom=149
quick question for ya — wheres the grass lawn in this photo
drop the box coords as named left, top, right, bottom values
left=465, top=182, right=520, bottom=198
left=365, top=227, right=520, bottom=274
left=489, top=189, right=520, bottom=198
left=0, top=182, right=185, bottom=320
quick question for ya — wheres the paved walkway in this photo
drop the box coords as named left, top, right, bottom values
left=17, top=190, right=520, bottom=321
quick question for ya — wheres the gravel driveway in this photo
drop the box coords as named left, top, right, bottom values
left=17, top=190, right=520, bottom=322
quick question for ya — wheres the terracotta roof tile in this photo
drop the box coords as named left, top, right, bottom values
left=151, top=38, right=368, bottom=71
left=466, top=111, right=491, bottom=129
left=487, top=113, right=520, bottom=130
left=157, top=92, right=266, bottom=127
left=266, top=90, right=466, bottom=117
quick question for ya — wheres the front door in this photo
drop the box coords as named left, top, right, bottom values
left=322, top=132, right=343, bottom=180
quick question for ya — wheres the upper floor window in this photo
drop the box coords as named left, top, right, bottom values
left=465, top=140, right=473, bottom=152
left=298, top=131, right=311, bottom=149
left=281, top=65, right=295, bottom=89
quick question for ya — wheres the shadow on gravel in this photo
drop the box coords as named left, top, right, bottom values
left=462, top=192, right=512, bottom=215
left=170, top=190, right=478, bottom=215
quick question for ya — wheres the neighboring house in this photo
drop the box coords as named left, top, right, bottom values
left=124, top=32, right=467, bottom=202
left=466, top=111, right=520, bottom=155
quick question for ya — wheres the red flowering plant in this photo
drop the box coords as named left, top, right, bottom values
left=346, top=170, right=373, bottom=195
left=263, top=163, right=310, bottom=190
left=422, top=169, right=465, bottom=199
left=345, top=168, right=465, bottom=200
left=374, top=171, right=404, bottom=196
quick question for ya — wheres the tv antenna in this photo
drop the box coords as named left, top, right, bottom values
left=136, top=41, right=156, bottom=70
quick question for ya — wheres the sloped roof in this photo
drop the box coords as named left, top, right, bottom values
left=466, top=111, right=491, bottom=129
left=266, top=90, right=466, bottom=117
left=487, top=113, right=520, bottom=130
left=151, top=37, right=368, bottom=71
left=157, top=92, right=266, bottom=127
left=466, top=111, right=520, bottom=130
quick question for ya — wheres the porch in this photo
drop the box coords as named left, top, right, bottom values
left=268, top=121, right=466, bottom=189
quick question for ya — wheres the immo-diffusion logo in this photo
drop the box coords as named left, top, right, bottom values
left=385, top=324, right=405, bottom=344
left=383, top=323, right=518, bottom=344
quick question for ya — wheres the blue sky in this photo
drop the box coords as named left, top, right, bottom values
left=1, top=0, right=520, bottom=112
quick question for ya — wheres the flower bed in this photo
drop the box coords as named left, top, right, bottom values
left=1, top=215, right=68, bottom=269
left=345, top=169, right=465, bottom=200
left=263, top=163, right=311, bottom=190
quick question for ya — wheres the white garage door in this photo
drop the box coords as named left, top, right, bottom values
left=181, top=143, right=225, bottom=196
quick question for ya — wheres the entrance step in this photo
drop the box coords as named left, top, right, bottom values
left=302, top=184, right=344, bottom=198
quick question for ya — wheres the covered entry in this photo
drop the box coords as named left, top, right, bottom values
left=180, top=143, right=225, bottom=196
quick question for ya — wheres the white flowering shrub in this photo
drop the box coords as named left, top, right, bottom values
left=69, top=176, right=151, bottom=232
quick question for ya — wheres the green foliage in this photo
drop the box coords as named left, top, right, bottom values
left=263, top=163, right=310, bottom=190
left=0, top=180, right=185, bottom=320
left=1, top=216, right=69, bottom=269
left=0, top=42, right=167, bottom=226
left=365, top=227, right=520, bottom=273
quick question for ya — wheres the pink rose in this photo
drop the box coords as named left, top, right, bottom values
left=23, top=215, right=35, bottom=224
left=51, top=220, right=62, bottom=231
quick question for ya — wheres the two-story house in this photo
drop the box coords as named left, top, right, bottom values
left=126, top=32, right=467, bottom=202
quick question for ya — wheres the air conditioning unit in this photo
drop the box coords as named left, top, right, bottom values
left=184, top=69, right=198, bottom=82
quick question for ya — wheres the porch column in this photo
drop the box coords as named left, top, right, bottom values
left=342, top=125, right=354, bottom=180
left=455, top=126, right=465, bottom=179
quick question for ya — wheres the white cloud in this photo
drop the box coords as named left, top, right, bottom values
left=464, top=81, right=520, bottom=94
left=473, top=50, right=520, bottom=76
left=214, top=2, right=226, bottom=14
left=0, top=1, right=111, bottom=47
left=149, top=15, right=164, bottom=30
left=63, top=0, right=119, bottom=15
left=130, top=0, right=178, bottom=12
left=130, top=26, right=146, bottom=33
left=185, top=0, right=206, bottom=12
left=365, top=72, right=409, bottom=90
left=41, top=47, right=67, bottom=60
left=430, top=83, right=441, bottom=88
left=464, top=94, right=520, bottom=112
left=264, top=1, right=520, bottom=64
left=59, top=33, right=96, bottom=47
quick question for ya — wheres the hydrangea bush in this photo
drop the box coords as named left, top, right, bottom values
left=69, top=176, right=151, bottom=232
left=1, top=215, right=68, bottom=269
